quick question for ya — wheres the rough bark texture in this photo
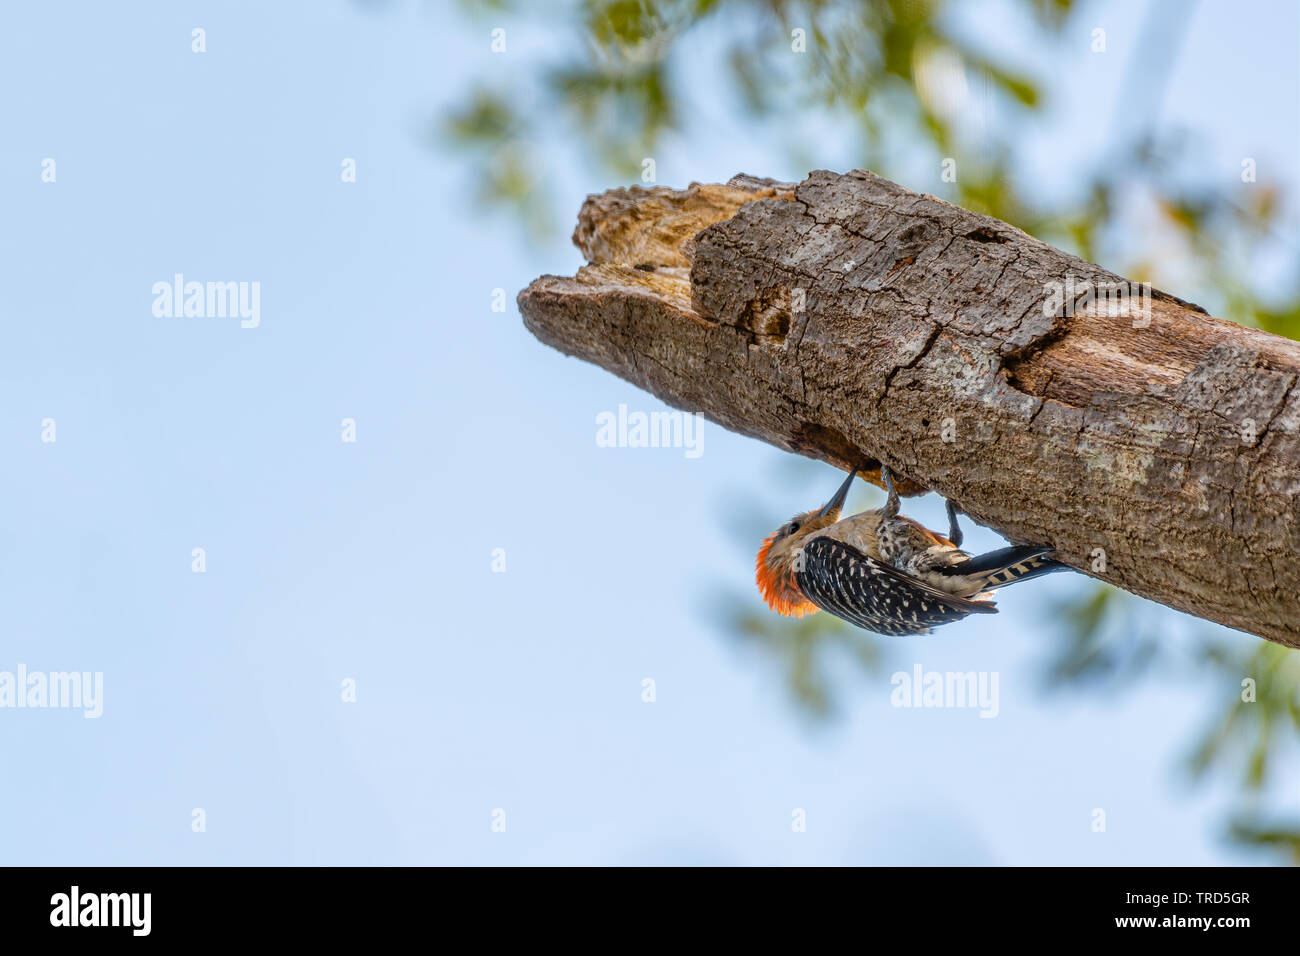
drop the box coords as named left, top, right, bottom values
left=519, top=170, right=1300, bottom=646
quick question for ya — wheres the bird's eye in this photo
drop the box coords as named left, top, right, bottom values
left=787, top=521, right=801, bottom=535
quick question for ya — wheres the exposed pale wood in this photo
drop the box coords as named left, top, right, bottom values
left=519, top=170, right=1300, bottom=646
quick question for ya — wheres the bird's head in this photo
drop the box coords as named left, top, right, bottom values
left=755, top=468, right=858, bottom=617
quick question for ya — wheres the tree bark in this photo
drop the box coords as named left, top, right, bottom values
left=518, top=170, right=1300, bottom=647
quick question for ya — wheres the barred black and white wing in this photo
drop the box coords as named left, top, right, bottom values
left=795, top=535, right=997, bottom=636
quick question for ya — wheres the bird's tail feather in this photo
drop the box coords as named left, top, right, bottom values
left=976, top=548, right=1069, bottom=590
left=957, top=545, right=1048, bottom=574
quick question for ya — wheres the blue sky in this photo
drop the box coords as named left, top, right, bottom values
left=0, top=0, right=1295, bottom=865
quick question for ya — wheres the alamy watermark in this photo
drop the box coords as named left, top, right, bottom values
left=0, top=665, right=103, bottom=718
left=50, top=886, right=150, bottom=936
left=596, top=403, right=704, bottom=458
left=152, top=274, right=260, bottom=328
left=891, top=664, right=999, bottom=718
left=1042, top=275, right=1152, bottom=327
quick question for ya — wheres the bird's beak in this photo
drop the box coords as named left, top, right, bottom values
left=816, top=468, right=858, bottom=518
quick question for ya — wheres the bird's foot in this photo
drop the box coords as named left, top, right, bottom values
left=946, top=499, right=964, bottom=548
left=880, top=465, right=900, bottom=518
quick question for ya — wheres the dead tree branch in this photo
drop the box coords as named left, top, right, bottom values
left=519, top=170, right=1300, bottom=646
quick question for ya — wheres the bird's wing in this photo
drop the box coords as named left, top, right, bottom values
left=795, top=535, right=996, bottom=636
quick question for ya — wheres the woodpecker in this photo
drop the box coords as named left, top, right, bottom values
left=755, top=466, right=1066, bottom=635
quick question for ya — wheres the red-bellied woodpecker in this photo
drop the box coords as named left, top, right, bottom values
left=755, top=466, right=1066, bottom=635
